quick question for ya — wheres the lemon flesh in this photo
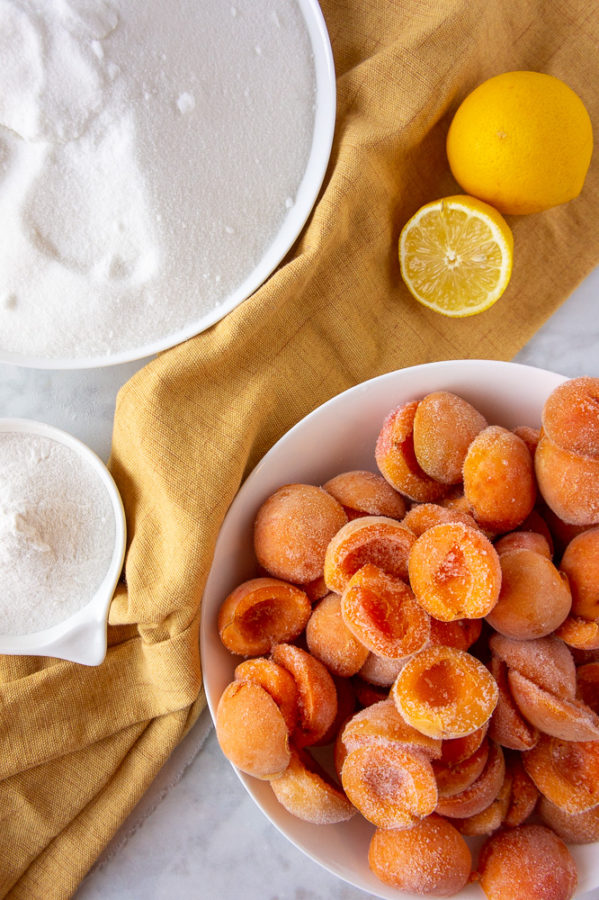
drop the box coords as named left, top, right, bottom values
left=399, top=195, right=513, bottom=318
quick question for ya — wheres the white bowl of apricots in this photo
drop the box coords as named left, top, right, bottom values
left=201, top=359, right=599, bottom=900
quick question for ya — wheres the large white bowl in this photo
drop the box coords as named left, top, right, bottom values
left=0, top=419, right=126, bottom=665
left=5, top=0, right=335, bottom=370
left=201, top=359, right=598, bottom=899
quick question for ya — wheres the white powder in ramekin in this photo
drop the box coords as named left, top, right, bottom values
left=0, top=431, right=116, bottom=634
left=0, top=0, right=316, bottom=360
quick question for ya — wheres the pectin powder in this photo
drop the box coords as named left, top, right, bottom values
left=0, top=0, right=316, bottom=360
left=0, top=431, right=116, bottom=634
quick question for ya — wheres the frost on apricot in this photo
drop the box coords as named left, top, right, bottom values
left=559, top=526, right=599, bottom=621
left=305, top=592, right=369, bottom=678
left=488, top=633, right=577, bottom=699
left=535, top=436, right=599, bottom=526
left=271, top=643, right=338, bottom=747
left=407, top=522, right=501, bottom=621
left=270, top=747, right=356, bottom=825
left=507, top=669, right=599, bottom=742
left=433, top=737, right=490, bottom=798
left=435, top=742, right=505, bottom=819
left=539, top=795, right=599, bottom=845
left=555, top=615, right=599, bottom=650
left=341, top=563, right=430, bottom=659
left=234, top=656, right=298, bottom=732
left=463, top=425, right=536, bottom=532
left=322, top=470, right=407, bottom=520
left=392, top=645, right=499, bottom=740
left=368, top=815, right=472, bottom=897
left=478, top=824, right=578, bottom=900
left=488, top=655, right=540, bottom=752
left=523, top=736, right=599, bottom=813
left=401, top=502, right=478, bottom=537
left=253, top=483, right=348, bottom=584
left=217, top=577, right=311, bottom=655
left=323, top=515, right=415, bottom=594
left=341, top=743, right=438, bottom=828
left=542, top=375, right=599, bottom=458
left=413, top=390, right=487, bottom=485
left=215, top=681, right=290, bottom=780
left=340, top=698, right=442, bottom=760
left=375, top=401, right=449, bottom=502
left=486, top=549, right=571, bottom=640
left=503, top=752, right=539, bottom=828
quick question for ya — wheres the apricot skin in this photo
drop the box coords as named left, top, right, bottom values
left=535, top=436, right=599, bottom=526
left=323, top=470, right=407, bottom=520
left=215, top=681, right=290, bottom=780
left=413, top=390, right=487, bottom=485
left=559, top=526, right=599, bottom=621
left=542, top=375, right=599, bottom=458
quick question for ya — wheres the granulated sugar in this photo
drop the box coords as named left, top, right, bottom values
left=0, top=0, right=316, bottom=360
left=0, top=431, right=116, bottom=634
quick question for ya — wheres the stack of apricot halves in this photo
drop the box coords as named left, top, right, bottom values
left=215, top=376, right=599, bottom=900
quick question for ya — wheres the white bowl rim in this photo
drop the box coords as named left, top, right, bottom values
left=2, top=0, right=336, bottom=370
left=0, top=418, right=126, bottom=665
left=201, top=359, right=598, bottom=900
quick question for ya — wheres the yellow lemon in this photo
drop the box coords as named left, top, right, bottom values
left=447, top=71, right=593, bottom=215
left=399, top=195, right=513, bottom=318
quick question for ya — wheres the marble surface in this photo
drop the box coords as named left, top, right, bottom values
left=1, top=266, right=599, bottom=900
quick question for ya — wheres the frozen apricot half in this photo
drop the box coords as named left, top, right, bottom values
left=555, top=615, right=599, bottom=650
left=477, top=824, right=578, bottom=900
left=512, top=424, right=541, bottom=457
left=463, top=425, right=536, bottom=532
left=508, top=669, right=599, bottom=741
left=358, top=651, right=407, bottom=686
left=488, top=656, right=540, bottom=752
left=560, top=526, right=599, bottom=621
left=494, top=529, right=552, bottom=558
left=489, top=633, right=576, bottom=699
left=413, top=390, right=487, bottom=484
left=340, top=698, right=442, bottom=760
left=542, top=375, right=599, bottom=458
left=368, top=815, right=472, bottom=896
left=535, top=435, right=599, bottom=526
left=503, top=752, right=539, bottom=827
left=341, top=563, right=430, bottom=659
left=486, top=549, right=571, bottom=640
left=215, top=681, right=290, bottom=780
left=523, top=735, right=599, bottom=813
left=433, top=738, right=490, bottom=798
left=322, top=470, right=407, bottom=520
left=454, top=769, right=512, bottom=836
left=218, top=577, right=311, bottom=656
left=341, top=743, right=438, bottom=828
left=323, top=515, right=415, bottom=594
left=234, top=657, right=298, bottom=732
left=429, top=615, right=483, bottom=651
left=305, top=592, right=369, bottom=678
left=539, top=795, right=599, bottom=844
left=271, top=643, right=337, bottom=748
left=270, top=747, right=356, bottom=825
left=253, top=483, right=347, bottom=584
left=408, top=522, right=501, bottom=621
left=577, top=661, right=599, bottom=713
left=375, top=401, right=449, bottom=502
left=392, top=645, right=499, bottom=739
left=401, top=501, right=478, bottom=537
left=438, top=722, right=489, bottom=767
left=436, top=742, right=505, bottom=819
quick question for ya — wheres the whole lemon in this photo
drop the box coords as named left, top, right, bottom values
left=446, top=71, right=593, bottom=215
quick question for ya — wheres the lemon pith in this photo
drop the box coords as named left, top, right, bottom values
left=399, top=195, right=513, bottom=318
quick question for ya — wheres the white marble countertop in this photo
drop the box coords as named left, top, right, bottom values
left=2, top=267, right=599, bottom=900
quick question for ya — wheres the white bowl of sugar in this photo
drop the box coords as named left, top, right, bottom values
left=0, top=419, right=126, bottom=665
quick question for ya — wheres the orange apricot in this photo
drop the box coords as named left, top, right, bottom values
left=253, top=483, right=347, bottom=583
left=438, top=722, right=489, bottom=767
left=454, top=769, right=512, bottom=836
left=368, top=815, right=472, bottom=896
left=494, top=530, right=552, bottom=558
left=358, top=652, right=407, bottom=686
left=323, top=515, right=415, bottom=594
left=488, top=633, right=576, bottom=699
left=341, top=563, right=430, bottom=659
left=215, top=681, right=290, bottom=780
left=555, top=615, right=599, bottom=650
left=542, top=375, right=599, bottom=458
left=577, top=661, right=599, bottom=714
left=322, top=470, right=407, bottom=520
left=535, top=435, right=599, bottom=526
left=503, top=752, right=539, bottom=827
left=507, top=669, right=599, bottom=741
left=477, top=824, right=578, bottom=900
left=341, top=743, right=437, bottom=828
left=488, top=655, right=540, bottom=752
left=436, top=742, right=505, bottom=818
left=539, top=795, right=599, bottom=844
left=463, top=426, right=536, bottom=532
left=407, top=522, right=502, bottom=621
left=270, top=747, right=356, bottom=825
left=433, top=738, right=490, bottom=798
left=375, top=401, right=449, bottom=502
left=516, top=508, right=555, bottom=554
left=413, top=390, right=488, bottom=485
left=315, top=674, right=356, bottom=747
left=340, top=698, right=442, bottom=760
left=429, top=616, right=483, bottom=651
left=512, top=424, right=541, bottom=457
left=305, top=592, right=369, bottom=677
left=559, top=526, right=599, bottom=621
left=486, top=549, right=572, bottom=640
left=271, top=643, right=337, bottom=748
left=234, top=657, right=298, bottom=732
left=401, top=501, right=478, bottom=537
left=351, top=676, right=389, bottom=708
left=218, top=577, right=311, bottom=656
left=392, top=645, right=499, bottom=739
left=523, top=736, right=599, bottom=813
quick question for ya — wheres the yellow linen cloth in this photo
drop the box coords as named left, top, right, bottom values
left=1, top=1, right=598, bottom=897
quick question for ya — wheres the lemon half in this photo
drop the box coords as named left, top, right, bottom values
left=399, top=195, right=514, bottom=318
